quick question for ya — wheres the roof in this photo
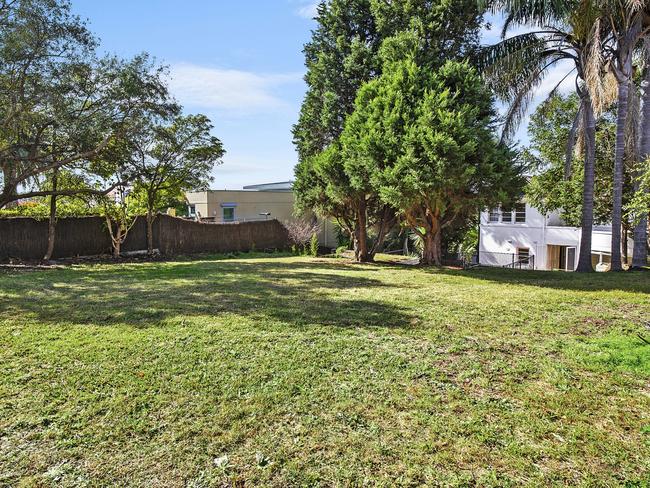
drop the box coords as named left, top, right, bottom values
left=242, top=181, right=293, bottom=192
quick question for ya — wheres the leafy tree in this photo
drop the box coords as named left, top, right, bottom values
left=0, top=0, right=174, bottom=209
left=524, top=94, right=620, bottom=223
left=293, top=0, right=381, bottom=161
left=594, top=1, right=647, bottom=271
left=524, top=92, right=642, bottom=263
left=344, top=53, right=522, bottom=265
left=370, top=0, right=484, bottom=68
left=126, top=114, right=224, bottom=254
left=99, top=186, right=138, bottom=259
left=293, top=144, right=363, bottom=255
left=293, top=0, right=486, bottom=262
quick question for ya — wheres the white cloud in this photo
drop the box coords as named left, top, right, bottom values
left=532, top=60, right=575, bottom=100
left=296, top=1, right=318, bottom=19
left=168, top=63, right=303, bottom=115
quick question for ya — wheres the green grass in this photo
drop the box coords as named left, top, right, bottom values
left=1, top=255, right=649, bottom=487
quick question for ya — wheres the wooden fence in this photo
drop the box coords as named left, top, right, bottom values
left=0, top=214, right=289, bottom=261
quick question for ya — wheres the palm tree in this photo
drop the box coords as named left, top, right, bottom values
left=479, top=0, right=608, bottom=272
left=632, top=36, right=650, bottom=269
left=599, top=1, right=646, bottom=271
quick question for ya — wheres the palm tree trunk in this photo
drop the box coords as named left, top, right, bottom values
left=576, top=96, right=596, bottom=272
left=610, top=70, right=631, bottom=271
left=632, top=64, right=650, bottom=269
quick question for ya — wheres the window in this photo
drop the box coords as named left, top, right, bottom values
left=517, top=248, right=530, bottom=264
left=188, top=204, right=196, bottom=218
left=223, top=207, right=235, bottom=222
left=501, top=207, right=513, bottom=223
left=515, top=204, right=526, bottom=223
left=489, top=208, right=500, bottom=222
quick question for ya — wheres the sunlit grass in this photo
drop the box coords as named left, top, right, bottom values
left=1, top=255, right=648, bottom=486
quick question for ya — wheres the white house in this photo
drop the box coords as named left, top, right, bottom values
left=479, top=203, right=634, bottom=271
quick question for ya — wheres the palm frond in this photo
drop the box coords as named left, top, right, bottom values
left=584, top=17, right=609, bottom=114
left=495, top=52, right=566, bottom=140
left=481, top=0, right=578, bottom=35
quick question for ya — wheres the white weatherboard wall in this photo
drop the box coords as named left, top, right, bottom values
left=479, top=203, right=634, bottom=270
left=479, top=205, right=549, bottom=268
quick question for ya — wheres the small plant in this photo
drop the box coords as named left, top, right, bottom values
left=336, top=245, right=348, bottom=257
left=284, top=219, right=321, bottom=256
left=309, top=233, right=319, bottom=257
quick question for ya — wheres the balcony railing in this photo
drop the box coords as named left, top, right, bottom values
left=479, top=251, right=535, bottom=270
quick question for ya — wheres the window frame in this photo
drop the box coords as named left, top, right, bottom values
left=222, top=207, right=235, bottom=222
left=501, top=207, right=514, bottom=224
left=514, top=203, right=526, bottom=223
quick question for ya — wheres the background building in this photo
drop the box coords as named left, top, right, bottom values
left=186, top=182, right=338, bottom=248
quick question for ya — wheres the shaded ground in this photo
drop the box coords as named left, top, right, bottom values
left=0, top=255, right=648, bottom=486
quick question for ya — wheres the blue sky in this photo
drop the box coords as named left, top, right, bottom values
left=72, top=2, right=570, bottom=189
left=73, top=0, right=319, bottom=189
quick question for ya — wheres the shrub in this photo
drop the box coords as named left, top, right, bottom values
left=284, top=220, right=321, bottom=254
left=309, top=233, right=319, bottom=257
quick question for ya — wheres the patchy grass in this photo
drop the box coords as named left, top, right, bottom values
left=0, top=255, right=648, bottom=487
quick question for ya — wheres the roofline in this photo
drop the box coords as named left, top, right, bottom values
left=243, top=181, right=294, bottom=190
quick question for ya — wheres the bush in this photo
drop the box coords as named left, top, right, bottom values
left=284, top=220, right=321, bottom=254
left=309, top=233, right=319, bottom=257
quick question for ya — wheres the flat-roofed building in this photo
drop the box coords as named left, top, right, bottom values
left=185, top=181, right=338, bottom=248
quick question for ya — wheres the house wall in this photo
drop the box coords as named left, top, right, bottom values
left=479, top=204, right=548, bottom=268
left=186, top=190, right=295, bottom=223
left=479, top=205, right=634, bottom=270
left=186, top=190, right=339, bottom=248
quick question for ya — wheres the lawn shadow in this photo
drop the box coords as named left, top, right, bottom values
left=416, top=266, right=650, bottom=294
left=0, top=258, right=413, bottom=330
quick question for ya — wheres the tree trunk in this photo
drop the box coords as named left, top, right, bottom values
left=632, top=63, right=650, bottom=270
left=113, top=225, right=122, bottom=259
left=356, top=199, right=370, bottom=262
left=43, top=169, right=59, bottom=262
left=420, top=227, right=442, bottom=266
left=622, top=224, right=629, bottom=265
left=576, top=96, right=596, bottom=272
left=611, top=67, right=631, bottom=271
left=146, top=209, right=154, bottom=255
left=632, top=208, right=648, bottom=269
left=369, top=206, right=394, bottom=260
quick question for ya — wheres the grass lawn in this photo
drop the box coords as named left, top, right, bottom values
left=1, top=255, right=649, bottom=487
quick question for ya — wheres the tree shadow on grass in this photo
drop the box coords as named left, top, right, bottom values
left=415, top=266, right=650, bottom=294
left=0, top=259, right=414, bottom=330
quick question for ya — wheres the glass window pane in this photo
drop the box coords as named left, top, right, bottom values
left=223, top=207, right=235, bottom=221
left=515, top=204, right=526, bottom=223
